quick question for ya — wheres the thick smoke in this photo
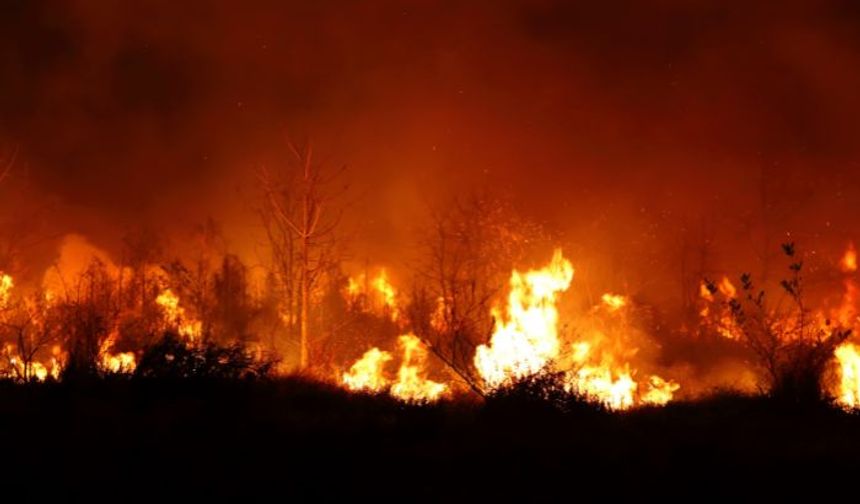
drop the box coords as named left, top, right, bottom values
left=1, top=0, right=860, bottom=300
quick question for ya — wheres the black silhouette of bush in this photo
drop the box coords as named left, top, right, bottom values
left=484, top=367, right=607, bottom=417
left=133, top=333, right=277, bottom=380
left=705, top=243, right=851, bottom=405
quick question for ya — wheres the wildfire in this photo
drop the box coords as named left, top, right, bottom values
left=567, top=340, right=679, bottom=409
left=2, top=343, right=62, bottom=382
left=98, top=335, right=137, bottom=374
left=342, top=347, right=392, bottom=392
left=390, top=334, right=448, bottom=402
left=699, top=277, right=743, bottom=340
left=718, top=277, right=737, bottom=298
left=342, top=334, right=448, bottom=402
left=474, top=249, right=574, bottom=389
left=0, top=272, right=12, bottom=307
left=842, top=243, right=858, bottom=273
left=472, top=250, right=679, bottom=409
left=346, top=269, right=400, bottom=321
left=571, top=360, right=638, bottom=410
left=834, top=342, right=860, bottom=409
left=641, top=375, right=682, bottom=406
left=156, top=288, right=202, bottom=343
left=830, top=247, right=860, bottom=409
left=601, top=293, right=627, bottom=312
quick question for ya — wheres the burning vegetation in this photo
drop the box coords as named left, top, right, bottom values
left=6, top=2, right=860, bottom=498
left=2, top=149, right=860, bottom=418
left=3, top=213, right=860, bottom=415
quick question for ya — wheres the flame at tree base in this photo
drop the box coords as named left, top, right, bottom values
left=342, top=334, right=448, bottom=403
left=474, top=250, right=680, bottom=410
left=835, top=342, right=860, bottom=410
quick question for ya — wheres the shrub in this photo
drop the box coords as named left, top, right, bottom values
left=134, top=333, right=277, bottom=380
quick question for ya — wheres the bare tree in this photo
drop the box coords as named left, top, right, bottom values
left=56, top=259, right=122, bottom=378
left=408, top=193, right=546, bottom=394
left=0, top=292, right=59, bottom=381
left=257, top=141, right=347, bottom=370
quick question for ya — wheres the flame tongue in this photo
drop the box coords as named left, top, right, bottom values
left=835, top=342, right=860, bottom=409
left=342, top=334, right=448, bottom=402
left=474, top=249, right=573, bottom=388
left=390, top=335, right=448, bottom=402
left=473, top=250, right=679, bottom=409
left=342, top=347, right=392, bottom=392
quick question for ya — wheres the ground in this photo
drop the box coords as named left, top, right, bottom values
left=1, top=378, right=857, bottom=500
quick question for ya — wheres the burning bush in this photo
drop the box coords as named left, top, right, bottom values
left=705, top=243, right=851, bottom=404
left=484, top=365, right=608, bottom=417
left=134, top=333, right=277, bottom=380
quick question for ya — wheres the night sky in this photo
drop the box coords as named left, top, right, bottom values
left=2, top=0, right=860, bottom=294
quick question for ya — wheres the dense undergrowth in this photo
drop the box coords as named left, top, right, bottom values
left=1, top=368, right=858, bottom=500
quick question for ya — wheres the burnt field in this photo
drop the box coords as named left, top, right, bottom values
left=2, top=377, right=858, bottom=500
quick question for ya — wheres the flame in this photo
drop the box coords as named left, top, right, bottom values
left=342, top=334, right=447, bottom=402
left=601, top=293, right=627, bottom=312
left=471, top=250, right=679, bottom=409
left=699, top=277, right=743, bottom=340
left=346, top=269, right=400, bottom=321
left=372, top=270, right=398, bottom=317
left=0, top=273, right=12, bottom=307
left=156, top=289, right=202, bottom=343
left=342, top=347, right=392, bottom=392
left=2, top=343, right=62, bottom=382
left=718, top=277, right=737, bottom=298
left=842, top=243, right=858, bottom=273
left=474, top=249, right=574, bottom=389
left=430, top=296, right=448, bottom=332
left=571, top=361, right=638, bottom=410
left=699, top=281, right=714, bottom=303
left=566, top=340, right=679, bottom=409
left=390, top=334, right=448, bottom=402
left=834, top=342, right=860, bottom=409
left=641, top=375, right=681, bottom=406
left=98, top=334, right=137, bottom=373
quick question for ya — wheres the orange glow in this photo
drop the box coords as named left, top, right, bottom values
left=842, top=243, right=858, bottom=273
left=641, top=375, right=682, bottom=406
left=2, top=343, right=62, bottom=382
left=342, top=334, right=447, bottom=402
left=699, top=277, right=743, bottom=340
left=601, top=293, right=627, bottom=312
left=346, top=269, right=401, bottom=321
left=718, top=277, right=737, bottom=298
left=342, top=347, right=392, bottom=393
left=474, top=249, right=574, bottom=389
left=156, top=288, right=202, bottom=343
left=0, top=273, right=12, bottom=307
left=98, top=335, right=137, bottom=374
left=471, top=250, right=678, bottom=409
left=390, top=334, right=448, bottom=403
left=834, top=342, right=860, bottom=409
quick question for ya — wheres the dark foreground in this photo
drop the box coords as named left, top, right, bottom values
left=1, top=378, right=858, bottom=500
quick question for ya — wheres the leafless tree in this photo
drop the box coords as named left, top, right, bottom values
left=55, top=259, right=123, bottom=378
left=0, top=292, right=60, bottom=381
left=408, top=193, right=546, bottom=394
left=257, top=141, right=347, bottom=370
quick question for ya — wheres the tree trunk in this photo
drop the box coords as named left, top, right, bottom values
left=299, top=166, right=311, bottom=370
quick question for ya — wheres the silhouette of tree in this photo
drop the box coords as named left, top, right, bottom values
left=409, top=192, right=546, bottom=394
left=258, top=141, right=348, bottom=370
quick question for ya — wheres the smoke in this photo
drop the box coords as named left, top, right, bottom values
left=1, top=0, right=860, bottom=296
